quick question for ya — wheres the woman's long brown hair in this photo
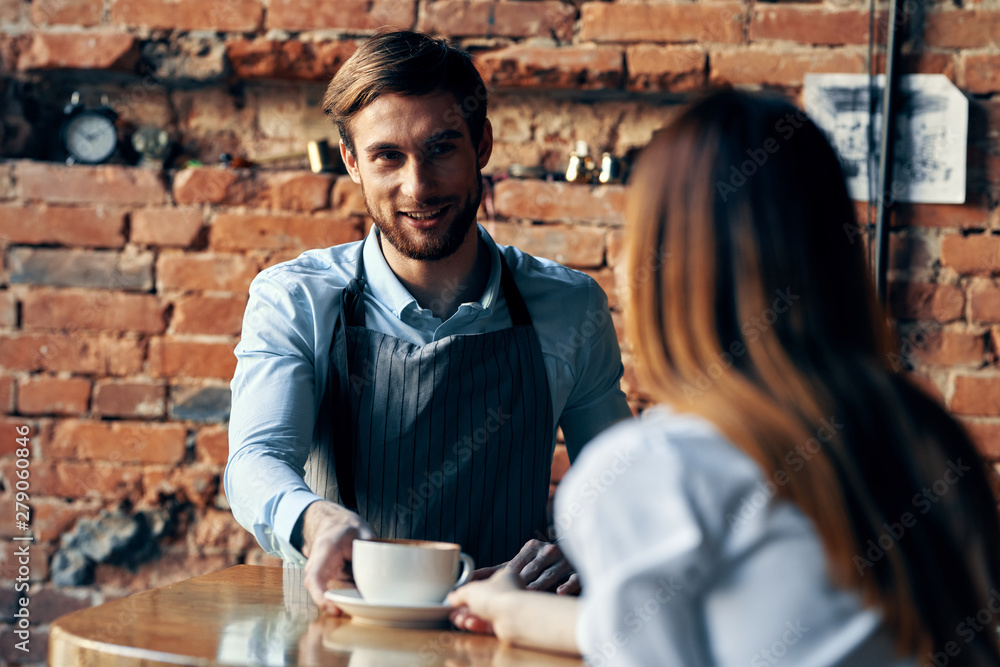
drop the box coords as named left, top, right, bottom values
left=624, top=88, right=1000, bottom=664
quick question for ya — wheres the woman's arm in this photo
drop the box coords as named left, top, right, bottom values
left=447, top=570, right=581, bottom=657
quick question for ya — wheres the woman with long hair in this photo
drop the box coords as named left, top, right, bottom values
left=447, top=88, right=1000, bottom=666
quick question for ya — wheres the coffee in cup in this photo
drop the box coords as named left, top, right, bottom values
left=352, top=538, right=474, bottom=606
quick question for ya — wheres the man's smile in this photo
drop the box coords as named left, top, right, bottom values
left=399, top=205, right=450, bottom=227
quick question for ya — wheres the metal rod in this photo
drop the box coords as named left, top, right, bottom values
left=873, top=0, right=905, bottom=306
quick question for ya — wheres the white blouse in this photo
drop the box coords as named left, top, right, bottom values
left=556, top=407, right=916, bottom=667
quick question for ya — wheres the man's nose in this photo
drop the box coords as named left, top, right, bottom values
left=400, top=154, right=435, bottom=203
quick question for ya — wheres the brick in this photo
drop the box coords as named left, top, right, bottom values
left=887, top=282, right=965, bottom=322
left=992, top=326, right=1000, bottom=357
left=901, top=328, right=985, bottom=366
left=31, top=497, right=101, bottom=542
left=0, top=162, right=13, bottom=200
left=966, top=55, right=1000, bottom=95
left=0, top=0, right=22, bottom=23
left=971, top=282, right=1000, bottom=323
left=0, top=332, right=145, bottom=375
left=17, top=375, right=91, bottom=416
left=31, top=586, right=93, bottom=625
left=110, top=0, right=262, bottom=31
left=32, top=0, right=103, bottom=25
left=889, top=233, right=933, bottom=274
left=0, top=374, right=12, bottom=413
left=751, top=7, right=873, bottom=46
left=175, top=87, right=256, bottom=136
left=488, top=222, right=605, bottom=269
left=626, top=45, right=706, bottom=92
left=952, top=375, right=1000, bottom=416
left=581, top=2, right=745, bottom=44
left=332, top=176, right=367, bottom=217
left=925, top=10, right=1000, bottom=48
left=169, top=384, right=232, bottom=422
left=963, top=420, right=1000, bottom=460
left=192, top=507, right=252, bottom=549
left=16, top=162, right=167, bottom=206
left=9, top=248, right=155, bottom=290
left=1, top=627, right=49, bottom=664
left=266, top=172, right=333, bottom=213
left=550, top=443, right=570, bottom=483
left=941, top=235, right=1000, bottom=274
left=142, top=466, right=220, bottom=507
left=226, top=39, right=358, bottom=81
left=93, top=380, right=166, bottom=418
left=94, top=551, right=229, bottom=595
left=156, top=253, right=259, bottom=293
left=174, top=169, right=332, bottom=212
left=495, top=180, right=625, bottom=225
left=4, top=459, right=143, bottom=500
left=21, top=289, right=166, bottom=333
left=171, top=294, right=247, bottom=336
left=266, top=0, right=415, bottom=31
left=149, top=338, right=237, bottom=379
left=606, top=229, right=625, bottom=268
left=711, top=49, right=866, bottom=87
left=210, top=213, right=362, bottom=251
left=196, top=425, right=229, bottom=466
left=0, top=290, right=14, bottom=328
left=418, top=1, right=576, bottom=41
left=142, top=34, right=227, bottom=81
left=477, top=46, right=624, bottom=90
left=18, top=32, right=138, bottom=71
left=131, top=208, right=204, bottom=247
left=893, top=202, right=990, bottom=229
left=0, top=419, right=35, bottom=458
left=874, top=52, right=957, bottom=82
left=172, top=168, right=241, bottom=205
left=0, top=204, right=125, bottom=247
left=49, top=420, right=187, bottom=464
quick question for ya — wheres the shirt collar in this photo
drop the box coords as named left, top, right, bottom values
left=360, top=224, right=502, bottom=320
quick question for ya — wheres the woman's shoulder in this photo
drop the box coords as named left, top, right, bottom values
left=568, top=407, right=762, bottom=494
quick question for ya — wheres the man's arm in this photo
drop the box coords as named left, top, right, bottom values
left=226, top=270, right=354, bottom=565
left=558, top=281, right=634, bottom=461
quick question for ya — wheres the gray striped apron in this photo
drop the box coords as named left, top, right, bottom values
left=308, top=245, right=555, bottom=567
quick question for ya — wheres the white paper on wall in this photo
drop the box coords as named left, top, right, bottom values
left=804, top=73, right=968, bottom=204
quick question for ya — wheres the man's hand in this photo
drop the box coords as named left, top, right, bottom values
left=300, top=500, right=374, bottom=614
left=470, top=539, right=581, bottom=595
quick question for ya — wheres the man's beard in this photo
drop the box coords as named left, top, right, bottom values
left=363, top=170, right=483, bottom=262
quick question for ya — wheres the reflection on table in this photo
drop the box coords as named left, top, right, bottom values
left=50, top=564, right=583, bottom=667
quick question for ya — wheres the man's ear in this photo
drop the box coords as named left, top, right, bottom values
left=476, top=118, right=493, bottom=170
left=341, top=141, right=361, bottom=184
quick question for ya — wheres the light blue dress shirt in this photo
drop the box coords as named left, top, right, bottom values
left=557, top=407, right=917, bottom=667
left=226, top=224, right=632, bottom=564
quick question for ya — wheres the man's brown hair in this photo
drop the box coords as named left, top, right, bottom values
left=323, top=29, right=488, bottom=156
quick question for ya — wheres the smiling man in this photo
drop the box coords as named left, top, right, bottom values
left=225, top=29, right=632, bottom=614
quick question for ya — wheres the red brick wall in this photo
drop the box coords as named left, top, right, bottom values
left=1, top=0, right=999, bottom=662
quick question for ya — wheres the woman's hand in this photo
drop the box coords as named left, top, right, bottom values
left=447, top=569, right=524, bottom=637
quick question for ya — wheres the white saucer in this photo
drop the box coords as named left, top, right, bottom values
left=323, top=588, right=453, bottom=628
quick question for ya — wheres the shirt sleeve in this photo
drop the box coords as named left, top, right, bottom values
left=225, top=270, right=331, bottom=567
left=555, top=424, right=717, bottom=666
left=557, top=282, right=633, bottom=462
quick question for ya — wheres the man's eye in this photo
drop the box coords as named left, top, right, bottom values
left=430, top=143, right=455, bottom=156
left=376, top=151, right=403, bottom=161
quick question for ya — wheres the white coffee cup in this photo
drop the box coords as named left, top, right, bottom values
left=352, top=538, right=474, bottom=606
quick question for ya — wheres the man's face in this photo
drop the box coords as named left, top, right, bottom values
left=341, top=90, right=492, bottom=262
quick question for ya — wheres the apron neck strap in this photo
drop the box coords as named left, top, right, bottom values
left=498, top=253, right=532, bottom=327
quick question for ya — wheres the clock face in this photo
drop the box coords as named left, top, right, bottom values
left=64, top=112, right=118, bottom=163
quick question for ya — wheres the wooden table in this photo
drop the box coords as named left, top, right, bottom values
left=50, top=564, right=583, bottom=666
